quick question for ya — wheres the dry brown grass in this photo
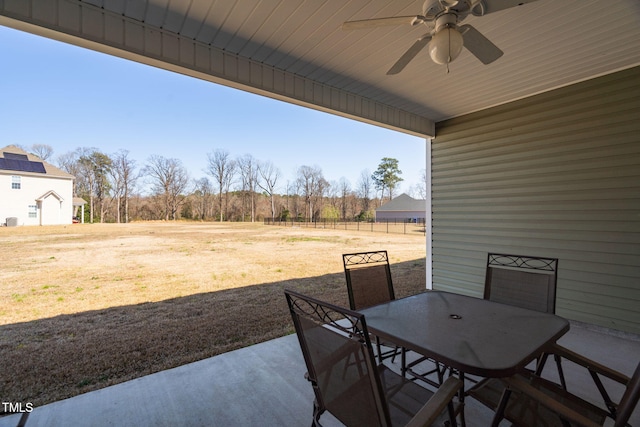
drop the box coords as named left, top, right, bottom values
left=0, top=222, right=426, bottom=407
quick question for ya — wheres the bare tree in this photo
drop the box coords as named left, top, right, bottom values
left=57, top=149, right=84, bottom=196
left=30, top=144, right=54, bottom=161
left=206, top=149, right=236, bottom=222
left=143, top=155, right=189, bottom=220
left=339, top=177, right=351, bottom=220
left=237, top=154, right=259, bottom=222
left=110, top=150, right=138, bottom=223
left=357, top=169, right=373, bottom=217
left=285, top=180, right=302, bottom=220
left=323, top=180, right=340, bottom=220
left=296, top=165, right=327, bottom=221
left=58, top=148, right=89, bottom=221
left=315, top=175, right=329, bottom=219
left=257, top=160, right=281, bottom=222
left=193, top=177, right=213, bottom=220
left=326, top=180, right=339, bottom=210
left=417, top=169, right=427, bottom=199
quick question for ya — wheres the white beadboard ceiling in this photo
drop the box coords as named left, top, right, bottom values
left=2, top=0, right=640, bottom=136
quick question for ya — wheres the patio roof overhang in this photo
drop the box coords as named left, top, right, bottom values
left=1, top=0, right=639, bottom=138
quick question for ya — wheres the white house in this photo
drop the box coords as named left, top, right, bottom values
left=0, top=145, right=75, bottom=226
left=375, top=193, right=426, bottom=222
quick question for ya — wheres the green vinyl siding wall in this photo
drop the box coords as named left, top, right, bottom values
left=431, top=66, right=640, bottom=334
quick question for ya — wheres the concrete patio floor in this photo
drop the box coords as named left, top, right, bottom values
left=2, top=320, right=638, bottom=427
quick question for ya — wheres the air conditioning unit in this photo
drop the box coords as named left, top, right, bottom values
left=6, top=217, right=18, bottom=227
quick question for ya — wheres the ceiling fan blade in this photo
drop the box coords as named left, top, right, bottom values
left=387, top=35, right=432, bottom=75
left=459, top=24, right=503, bottom=65
left=342, top=15, right=424, bottom=30
left=472, top=0, right=540, bottom=16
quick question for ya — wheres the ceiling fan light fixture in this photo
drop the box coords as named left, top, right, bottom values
left=429, top=25, right=464, bottom=65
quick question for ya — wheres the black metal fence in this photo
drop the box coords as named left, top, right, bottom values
left=263, top=218, right=426, bottom=235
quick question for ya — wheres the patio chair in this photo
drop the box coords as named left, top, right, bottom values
left=342, top=250, right=399, bottom=364
left=469, top=347, right=640, bottom=427
left=484, top=253, right=564, bottom=382
left=343, top=250, right=396, bottom=312
left=285, top=289, right=463, bottom=427
left=343, top=250, right=444, bottom=387
left=484, top=253, right=559, bottom=314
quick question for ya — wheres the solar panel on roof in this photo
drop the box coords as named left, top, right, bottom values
left=3, top=152, right=29, bottom=161
left=0, top=158, right=46, bottom=173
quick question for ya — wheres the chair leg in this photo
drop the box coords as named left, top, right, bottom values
left=446, top=400, right=457, bottom=427
left=312, top=400, right=324, bottom=427
left=457, top=372, right=466, bottom=427
left=390, top=346, right=399, bottom=363
left=555, top=354, right=567, bottom=390
left=491, top=387, right=512, bottom=427
left=375, top=336, right=383, bottom=364
left=559, top=418, right=572, bottom=427
left=437, top=363, right=446, bottom=385
left=18, top=413, right=29, bottom=427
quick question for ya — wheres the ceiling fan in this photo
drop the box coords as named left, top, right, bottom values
left=342, top=0, right=539, bottom=74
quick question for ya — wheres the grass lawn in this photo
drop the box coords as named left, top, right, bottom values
left=0, top=221, right=427, bottom=407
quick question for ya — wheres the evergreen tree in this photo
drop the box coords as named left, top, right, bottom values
left=372, top=157, right=403, bottom=201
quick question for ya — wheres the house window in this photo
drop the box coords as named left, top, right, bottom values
left=11, top=176, right=21, bottom=189
left=28, top=205, right=37, bottom=218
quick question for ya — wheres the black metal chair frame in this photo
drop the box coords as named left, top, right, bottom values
left=285, top=288, right=462, bottom=427
left=488, top=351, right=640, bottom=427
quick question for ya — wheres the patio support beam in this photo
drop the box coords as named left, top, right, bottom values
left=0, top=0, right=435, bottom=138
left=425, top=138, right=433, bottom=290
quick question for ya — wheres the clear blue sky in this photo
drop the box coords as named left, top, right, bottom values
left=0, top=25, right=426, bottom=196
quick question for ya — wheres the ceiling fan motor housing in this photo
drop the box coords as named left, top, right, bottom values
left=422, top=0, right=481, bottom=22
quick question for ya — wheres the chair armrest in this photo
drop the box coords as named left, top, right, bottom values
left=406, top=376, right=462, bottom=427
left=548, top=343, right=629, bottom=385
left=503, top=375, right=602, bottom=427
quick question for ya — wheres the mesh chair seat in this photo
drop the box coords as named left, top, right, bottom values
left=484, top=253, right=558, bottom=314
left=347, top=264, right=394, bottom=309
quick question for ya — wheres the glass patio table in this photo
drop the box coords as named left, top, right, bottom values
left=359, top=290, right=570, bottom=425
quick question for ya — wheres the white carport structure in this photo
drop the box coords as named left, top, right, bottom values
left=1, top=0, right=638, bottom=333
left=73, top=197, right=87, bottom=223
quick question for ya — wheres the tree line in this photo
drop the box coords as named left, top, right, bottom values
left=26, top=144, right=424, bottom=224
